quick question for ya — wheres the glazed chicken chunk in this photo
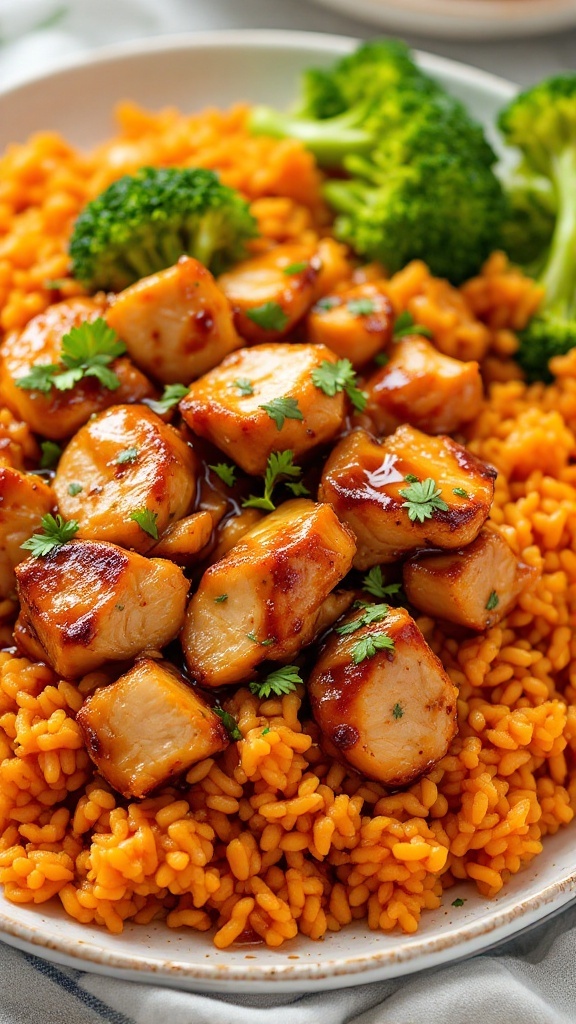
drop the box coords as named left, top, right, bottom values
left=77, top=657, right=228, bottom=798
left=15, top=540, right=189, bottom=678
left=0, top=298, right=154, bottom=439
left=183, top=498, right=356, bottom=686
left=180, top=343, right=346, bottom=475
left=403, top=523, right=539, bottom=631
left=364, top=335, right=484, bottom=436
left=319, top=425, right=496, bottom=569
left=307, top=281, right=394, bottom=367
left=308, top=605, right=458, bottom=786
left=0, top=467, right=54, bottom=600
left=53, top=404, right=198, bottom=553
left=106, top=256, right=242, bottom=384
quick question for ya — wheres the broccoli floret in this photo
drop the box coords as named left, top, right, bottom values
left=501, top=175, right=555, bottom=270
left=69, top=167, right=258, bottom=292
left=499, top=75, right=576, bottom=380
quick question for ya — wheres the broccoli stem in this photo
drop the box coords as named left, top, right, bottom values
left=540, top=146, right=576, bottom=314
left=249, top=106, right=373, bottom=166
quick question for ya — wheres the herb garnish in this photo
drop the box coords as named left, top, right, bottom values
left=362, top=566, right=403, bottom=601
left=351, top=632, right=395, bottom=665
left=116, top=447, right=138, bottom=465
left=335, top=603, right=390, bottom=636
left=129, top=508, right=159, bottom=539
left=399, top=477, right=449, bottom=523
left=283, top=261, right=308, bottom=276
left=285, top=480, right=310, bottom=497
left=214, top=594, right=228, bottom=604
left=232, top=378, right=254, bottom=396
left=311, top=358, right=367, bottom=412
left=453, top=487, right=469, bottom=498
left=209, top=463, right=237, bottom=487
left=67, top=482, right=83, bottom=496
left=249, top=665, right=303, bottom=699
left=246, top=302, right=289, bottom=332
left=215, top=707, right=242, bottom=741
left=392, top=702, right=404, bottom=719
left=144, top=383, right=189, bottom=415
left=16, top=319, right=126, bottom=393
left=451, top=898, right=466, bottom=908
left=21, top=514, right=79, bottom=557
left=486, top=590, right=499, bottom=611
left=393, top=310, right=433, bottom=341
left=314, top=296, right=339, bottom=312
left=242, top=450, right=302, bottom=511
left=39, top=440, right=62, bottom=469
left=347, top=297, right=376, bottom=317
left=374, top=352, right=390, bottom=367
left=259, top=396, right=303, bottom=430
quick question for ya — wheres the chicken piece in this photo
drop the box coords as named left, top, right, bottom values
left=0, top=467, right=54, bottom=599
left=180, top=343, right=346, bottom=476
left=106, top=257, right=242, bottom=384
left=77, top=657, right=228, bottom=798
left=182, top=498, right=356, bottom=686
left=15, top=540, right=189, bottom=678
left=218, top=242, right=323, bottom=343
left=319, top=425, right=496, bottom=569
left=208, top=508, right=265, bottom=564
left=53, top=404, right=197, bottom=553
left=364, top=336, right=484, bottom=436
left=403, top=523, right=538, bottom=631
left=0, top=408, right=40, bottom=470
left=308, top=605, right=458, bottom=786
left=307, top=281, right=393, bottom=367
left=0, top=298, right=155, bottom=439
left=150, top=510, right=213, bottom=564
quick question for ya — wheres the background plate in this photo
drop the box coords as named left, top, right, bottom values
left=0, top=29, right=574, bottom=994
left=306, top=0, right=576, bottom=41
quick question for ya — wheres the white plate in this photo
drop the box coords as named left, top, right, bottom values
left=0, top=30, right=574, bottom=994
left=307, top=0, right=576, bottom=41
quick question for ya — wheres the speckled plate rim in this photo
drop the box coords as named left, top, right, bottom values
left=0, top=30, right=573, bottom=993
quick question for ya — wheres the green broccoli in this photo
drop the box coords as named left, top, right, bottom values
left=500, top=174, right=555, bottom=270
left=249, top=39, right=505, bottom=284
left=69, top=167, right=258, bottom=293
left=499, top=75, right=576, bottom=381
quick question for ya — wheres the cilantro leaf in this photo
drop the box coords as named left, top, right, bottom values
left=21, top=513, right=79, bottom=557
left=209, top=463, right=237, bottom=487
left=347, top=297, right=376, bottom=317
left=486, top=590, right=499, bottom=611
left=451, top=898, right=466, bottom=908
left=242, top=450, right=301, bottom=511
left=283, top=262, right=308, bottom=276
left=39, top=440, right=62, bottom=469
left=453, top=487, right=469, bottom=498
left=215, top=707, right=242, bottom=741
left=144, top=383, right=189, bottom=414
left=67, top=482, right=83, bottom=496
left=116, top=447, right=138, bottom=465
left=311, top=358, right=367, bottom=413
left=392, top=702, right=404, bottom=720
left=259, top=396, right=303, bottom=430
left=335, top=602, right=389, bottom=636
left=16, top=319, right=126, bottom=394
left=232, top=378, right=254, bottom=396
left=246, top=302, right=289, bottom=332
left=351, top=632, right=395, bottom=665
left=129, top=508, right=159, bottom=539
left=399, top=478, right=449, bottom=523
left=16, top=363, right=60, bottom=393
left=214, top=594, right=228, bottom=603
left=249, top=665, right=303, bottom=699
left=362, top=566, right=403, bottom=601
left=285, top=480, right=310, bottom=497
left=314, top=296, right=340, bottom=312
left=393, top=310, right=433, bottom=342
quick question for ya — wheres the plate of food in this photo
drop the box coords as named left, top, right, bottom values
left=307, top=0, right=576, bottom=41
left=0, top=30, right=575, bottom=995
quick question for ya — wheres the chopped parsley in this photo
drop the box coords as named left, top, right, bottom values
left=39, top=440, right=62, bottom=469
left=144, top=382, right=189, bottom=415
left=259, top=396, right=303, bottom=431
left=246, top=301, right=289, bottom=332
left=347, top=297, right=376, bottom=317
left=451, top=898, right=466, bottom=908
left=335, top=603, right=390, bottom=636
left=392, top=702, right=404, bottom=720
left=311, top=358, right=367, bottom=413
left=362, top=566, right=403, bottom=601
left=67, top=482, right=83, bottom=496
left=374, top=352, right=390, bottom=367
left=16, top=319, right=126, bottom=393
left=232, top=378, right=254, bottom=396
left=285, top=480, right=310, bottom=497
left=215, top=707, right=242, bottom=741
left=21, top=514, right=79, bottom=557
left=246, top=631, right=275, bottom=646
left=399, top=477, right=449, bottom=523
left=209, top=462, right=237, bottom=487
left=486, top=590, right=499, bottom=611
left=261, top=726, right=271, bottom=736
left=453, top=487, right=469, bottom=498
left=314, top=296, right=339, bottom=312
left=393, top=310, right=433, bottom=342
left=404, top=473, right=419, bottom=484
left=214, top=594, right=228, bottom=604
left=43, top=278, right=68, bottom=290
left=351, top=632, right=395, bottom=665
left=129, top=508, right=159, bottom=539
left=249, top=665, right=303, bottom=699
left=283, top=261, right=308, bottom=276
left=242, top=450, right=302, bottom=511
left=116, top=447, right=138, bottom=465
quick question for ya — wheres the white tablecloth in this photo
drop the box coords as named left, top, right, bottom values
left=0, top=2, right=575, bottom=1022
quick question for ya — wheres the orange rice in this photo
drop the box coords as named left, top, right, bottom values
left=0, top=103, right=575, bottom=948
